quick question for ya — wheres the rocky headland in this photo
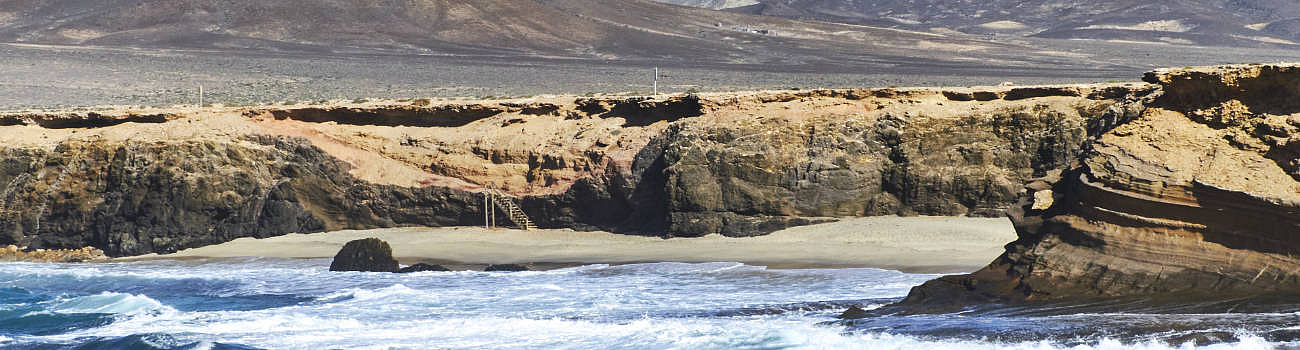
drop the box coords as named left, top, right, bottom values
left=891, top=64, right=1300, bottom=313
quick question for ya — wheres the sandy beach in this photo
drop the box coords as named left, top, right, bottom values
left=123, top=216, right=1016, bottom=273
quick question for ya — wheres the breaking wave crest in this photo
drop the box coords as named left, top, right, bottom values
left=49, top=292, right=175, bottom=315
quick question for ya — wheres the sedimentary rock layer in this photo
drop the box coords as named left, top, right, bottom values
left=897, top=65, right=1300, bottom=312
left=0, top=84, right=1150, bottom=256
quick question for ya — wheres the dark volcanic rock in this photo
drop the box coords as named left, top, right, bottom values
left=397, top=263, right=451, bottom=273
left=0, top=135, right=484, bottom=256
left=838, top=305, right=871, bottom=319
left=329, top=238, right=399, bottom=272
left=0, top=139, right=327, bottom=255
left=484, top=264, right=530, bottom=272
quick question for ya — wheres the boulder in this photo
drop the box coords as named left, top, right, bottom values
left=397, top=263, right=450, bottom=273
left=484, top=264, right=529, bottom=272
left=329, top=238, right=399, bottom=272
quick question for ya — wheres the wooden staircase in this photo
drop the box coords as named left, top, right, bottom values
left=483, top=186, right=536, bottom=230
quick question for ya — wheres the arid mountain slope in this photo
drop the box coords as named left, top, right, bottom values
left=709, top=0, right=1300, bottom=47
left=647, top=0, right=757, bottom=10
left=0, top=0, right=1133, bottom=73
left=0, top=0, right=611, bottom=54
left=0, top=1, right=964, bottom=58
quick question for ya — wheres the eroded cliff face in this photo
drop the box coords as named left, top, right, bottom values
left=0, top=84, right=1150, bottom=256
left=651, top=87, right=1148, bottom=236
left=0, top=135, right=487, bottom=256
left=897, top=65, right=1300, bottom=312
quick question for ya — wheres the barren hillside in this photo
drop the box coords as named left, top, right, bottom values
left=675, top=0, right=1300, bottom=48
left=0, top=0, right=1167, bottom=72
left=0, top=0, right=1051, bottom=64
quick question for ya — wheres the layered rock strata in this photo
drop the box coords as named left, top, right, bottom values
left=0, top=84, right=1151, bottom=256
left=896, top=65, right=1300, bottom=312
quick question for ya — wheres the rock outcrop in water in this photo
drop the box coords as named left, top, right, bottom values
left=484, top=264, right=530, bottom=272
left=0, top=83, right=1149, bottom=256
left=893, top=65, right=1300, bottom=312
left=397, top=263, right=450, bottom=273
left=329, top=238, right=400, bottom=272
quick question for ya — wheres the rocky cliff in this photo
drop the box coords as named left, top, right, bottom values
left=0, top=84, right=1150, bottom=256
left=894, top=65, right=1300, bottom=313
left=646, top=86, right=1149, bottom=236
left=0, top=135, right=486, bottom=255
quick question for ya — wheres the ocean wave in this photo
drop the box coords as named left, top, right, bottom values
left=16, top=298, right=1298, bottom=349
left=0, top=287, right=46, bottom=306
left=48, top=292, right=176, bottom=315
left=0, top=310, right=118, bottom=336
left=497, top=263, right=612, bottom=276
left=50, top=333, right=263, bottom=350
left=657, top=299, right=891, bottom=319
left=0, top=260, right=339, bottom=301
left=576, top=262, right=760, bottom=277
left=0, top=265, right=242, bottom=296
left=9, top=259, right=1293, bottom=349
left=315, top=284, right=423, bottom=303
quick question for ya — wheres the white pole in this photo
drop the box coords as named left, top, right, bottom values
left=198, top=85, right=204, bottom=106
left=653, top=67, right=659, bottom=95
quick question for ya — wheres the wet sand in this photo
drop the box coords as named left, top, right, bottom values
left=122, top=216, right=1016, bottom=273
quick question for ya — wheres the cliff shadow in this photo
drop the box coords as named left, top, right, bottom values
left=577, top=96, right=704, bottom=127
left=1189, top=182, right=1300, bottom=256
left=264, top=105, right=504, bottom=127
left=1146, top=67, right=1300, bottom=117
left=518, top=129, right=674, bottom=235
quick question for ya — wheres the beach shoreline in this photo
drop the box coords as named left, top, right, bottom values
left=117, top=216, right=1016, bottom=274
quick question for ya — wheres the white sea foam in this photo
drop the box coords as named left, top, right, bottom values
left=49, top=292, right=176, bottom=315
left=330, top=283, right=422, bottom=301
